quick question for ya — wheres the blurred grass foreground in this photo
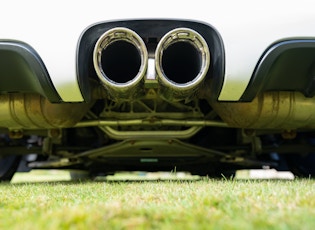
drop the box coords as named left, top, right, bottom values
left=1, top=170, right=314, bottom=230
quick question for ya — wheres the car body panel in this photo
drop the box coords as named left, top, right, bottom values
left=1, top=0, right=315, bottom=102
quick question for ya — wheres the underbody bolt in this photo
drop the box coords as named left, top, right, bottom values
left=49, top=129, right=61, bottom=138
left=281, top=130, right=297, bottom=139
left=244, top=129, right=255, bottom=136
left=9, top=130, right=23, bottom=139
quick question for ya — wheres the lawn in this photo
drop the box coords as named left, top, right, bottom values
left=1, top=174, right=315, bottom=230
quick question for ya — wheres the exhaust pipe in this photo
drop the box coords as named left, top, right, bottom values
left=155, top=28, right=210, bottom=101
left=93, top=27, right=148, bottom=99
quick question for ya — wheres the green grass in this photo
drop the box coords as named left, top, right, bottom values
left=1, top=177, right=315, bottom=229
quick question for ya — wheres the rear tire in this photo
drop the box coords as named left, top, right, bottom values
left=69, top=170, right=93, bottom=181
left=0, top=155, right=21, bottom=182
left=286, top=153, right=315, bottom=178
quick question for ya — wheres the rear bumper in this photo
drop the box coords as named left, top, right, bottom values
left=1, top=1, right=314, bottom=102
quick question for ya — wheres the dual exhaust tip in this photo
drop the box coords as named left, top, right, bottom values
left=93, top=27, right=210, bottom=100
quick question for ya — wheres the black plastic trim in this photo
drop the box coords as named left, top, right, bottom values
left=241, top=39, right=315, bottom=101
left=77, top=19, right=225, bottom=101
left=0, top=40, right=61, bottom=102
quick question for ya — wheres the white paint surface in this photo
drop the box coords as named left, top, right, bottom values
left=1, top=0, right=314, bottom=101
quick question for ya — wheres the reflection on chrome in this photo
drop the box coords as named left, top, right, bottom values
left=155, top=28, right=210, bottom=100
left=93, top=27, right=148, bottom=99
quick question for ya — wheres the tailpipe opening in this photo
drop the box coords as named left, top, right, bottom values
left=155, top=28, right=210, bottom=100
left=93, top=27, right=148, bottom=99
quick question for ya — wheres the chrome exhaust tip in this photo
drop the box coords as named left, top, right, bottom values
left=93, top=27, right=148, bottom=99
left=155, top=28, right=210, bottom=100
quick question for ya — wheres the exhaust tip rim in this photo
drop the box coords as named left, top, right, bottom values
left=155, top=28, right=210, bottom=91
left=93, top=27, right=148, bottom=90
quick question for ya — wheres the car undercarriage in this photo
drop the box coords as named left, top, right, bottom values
left=1, top=19, right=315, bottom=181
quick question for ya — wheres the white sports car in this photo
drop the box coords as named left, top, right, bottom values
left=1, top=0, right=315, bottom=180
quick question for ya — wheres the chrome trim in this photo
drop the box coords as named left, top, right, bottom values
left=155, top=28, right=210, bottom=100
left=93, top=27, right=148, bottom=99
